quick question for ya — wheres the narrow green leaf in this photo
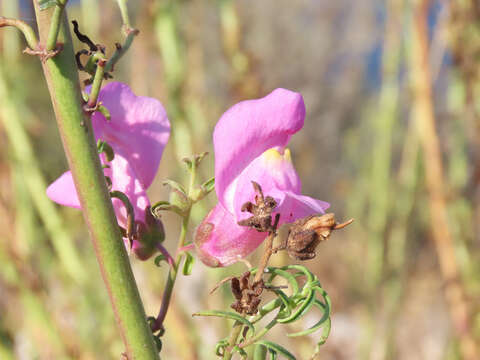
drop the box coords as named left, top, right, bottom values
left=163, top=179, right=187, bottom=194
left=265, top=267, right=300, bottom=296
left=192, top=310, right=255, bottom=335
left=253, top=341, right=295, bottom=360
left=277, top=289, right=315, bottom=323
left=268, top=349, right=278, bottom=360
left=253, top=344, right=267, bottom=360
left=287, top=299, right=330, bottom=337
left=282, top=264, right=316, bottom=283
left=201, top=177, right=215, bottom=194
left=215, top=339, right=229, bottom=357
left=151, top=201, right=172, bottom=215
left=97, top=140, right=115, bottom=161
left=98, top=104, right=111, bottom=121
left=182, top=252, right=195, bottom=275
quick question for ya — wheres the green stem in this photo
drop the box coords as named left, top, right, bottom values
left=116, top=0, right=131, bottom=29
left=87, top=55, right=106, bottom=108
left=223, top=320, right=245, bottom=360
left=152, top=158, right=198, bottom=333
left=33, top=4, right=158, bottom=359
left=152, top=210, right=191, bottom=332
left=46, top=2, right=67, bottom=51
left=104, top=28, right=138, bottom=73
left=0, top=16, right=38, bottom=49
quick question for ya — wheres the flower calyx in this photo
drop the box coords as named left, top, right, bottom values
left=279, top=213, right=353, bottom=261
left=230, top=271, right=264, bottom=315
left=238, top=181, right=278, bottom=233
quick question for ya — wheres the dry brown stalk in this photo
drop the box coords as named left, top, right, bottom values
left=410, top=1, right=478, bottom=358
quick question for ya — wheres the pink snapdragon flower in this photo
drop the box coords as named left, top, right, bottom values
left=194, top=88, right=330, bottom=267
left=47, top=82, right=170, bottom=259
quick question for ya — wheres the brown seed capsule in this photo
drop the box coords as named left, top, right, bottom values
left=285, top=213, right=353, bottom=261
left=237, top=181, right=278, bottom=233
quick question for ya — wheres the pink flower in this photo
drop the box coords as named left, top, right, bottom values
left=47, top=82, right=170, bottom=259
left=194, top=88, right=330, bottom=267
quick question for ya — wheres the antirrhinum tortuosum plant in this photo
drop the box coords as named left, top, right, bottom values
left=0, top=1, right=160, bottom=358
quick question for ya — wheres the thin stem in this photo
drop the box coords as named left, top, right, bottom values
left=104, top=28, right=138, bottom=73
left=239, top=318, right=278, bottom=349
left=116, top=0, right=131, bottom=29
left=46, top=2, right=67, bottom=51
left=253, top=231, right=276, bottom=283
left=33, top=3, right=158, bottom=359
left=223, top=319, right=245, bottom=360
left=87, top=55, right=106, bottom=108
left=152, top=158, right=199, bottom=333
left=0, top=16, right=38, bottom=49
left=152, top=211, right=191, bottom=332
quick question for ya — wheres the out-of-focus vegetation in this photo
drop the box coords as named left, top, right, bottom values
left=0, top=0, right=479, bottom=359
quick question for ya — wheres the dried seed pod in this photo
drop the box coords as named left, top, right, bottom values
left=237, top=181, right=278, bottom=233
left=285, top=213, right=353, bottom=261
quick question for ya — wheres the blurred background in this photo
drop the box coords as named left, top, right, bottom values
left=1, top=0, right=479, bottom=359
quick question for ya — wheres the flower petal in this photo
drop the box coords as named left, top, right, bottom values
left=105, top=150, right=150, bottom=228
left=214, top=88, right=305, bottom=209
left=91, top=82, right=170, bottom=189
left=47, top=151, right=150, bottom=230
left=194, top=203, right=267, bottom=267
left=46, top=171, right=81, bottom=208
left=232, top=148, right=301, bottom=220
left=278, top=191, right=330, bottom=223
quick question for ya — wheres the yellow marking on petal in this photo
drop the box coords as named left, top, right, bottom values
left=262, top=147, right=293, bottom=164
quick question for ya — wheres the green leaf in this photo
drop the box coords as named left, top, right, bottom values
left=287, top=299, right=330, bottom=337
left=38, top=0, right=58, bottom=10
left=282, top=264, right=316, bottom=284
left=98, top=104, right=111, bottom=121
left=268, top=349, right=278, bottom=360
left=253, top=344, right=267, bottom=360
left=277, top=289, right=315, bottom=323
left=151, top=201, right=172, bottom=215
left=215, top=339, right=229, bottom=357
left=162, top=179, right=186, bottom=194
left=201, top=177, right=215, bottom=194
left=192, top=310, right=255, bottom=335
left=97, top=140, right=115, bottom=161
left=253, top=341, right=295, bottom=360
left=265, top=267, right=300, bottom=296
left=182, top=252, right=194, bottom=275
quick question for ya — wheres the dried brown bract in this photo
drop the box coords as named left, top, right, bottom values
left=230, top=271, right=264, bottom=315
left=237, top=181, right=278, bottom=233
left=279, top=213, right=353, bottom=260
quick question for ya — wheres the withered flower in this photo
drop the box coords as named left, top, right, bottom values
left=281, top=213, right=353, bottom=260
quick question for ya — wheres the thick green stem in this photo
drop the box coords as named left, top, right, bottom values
left=33, top=4, right=158, bottom=359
